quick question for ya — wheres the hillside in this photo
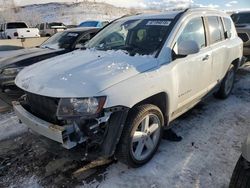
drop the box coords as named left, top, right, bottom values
left=0, top=1, right=157, bottom=26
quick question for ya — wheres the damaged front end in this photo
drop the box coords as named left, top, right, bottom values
left=13, top=93, right=129, bottom=159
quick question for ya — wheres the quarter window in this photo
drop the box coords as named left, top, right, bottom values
left=223, top=17, right=232, bottom=39
left=175, top=17, right=206, bottom=53
left=207, top=16, right=224, bottom=44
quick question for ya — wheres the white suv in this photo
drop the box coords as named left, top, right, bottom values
left=13, top=8, right=243, bottom=167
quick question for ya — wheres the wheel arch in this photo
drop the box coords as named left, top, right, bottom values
left=131, top=92, right=169, bottom=125
left=231, top=58, right=241, bottom=71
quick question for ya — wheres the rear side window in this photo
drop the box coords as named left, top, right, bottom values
left=176, top=17, right=206, bottom=50
left=223, top=18, right=232, bottom=38
left=7, top=22, right=28, bottom=29
left=207, top=16, right=224, bottom=44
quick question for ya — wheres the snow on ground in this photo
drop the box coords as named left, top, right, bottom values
left=0, top=63, right=250, bottom=187
left=0, top=112, right=27, bottom=141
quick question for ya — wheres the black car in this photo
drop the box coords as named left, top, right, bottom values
left=231, top=11, right=250, bottom=58
left=0, top=27, right=99, bottom=91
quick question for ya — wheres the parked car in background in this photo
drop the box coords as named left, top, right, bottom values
left=78, top=20, right=109, bottom=28
left=0, top=22, right=40, bottom=39
left=230, top=133, right=250, bottom=188
left=0, top=45, right=24, bottom=59
left=0, top=27, right=99, bottom=91
left=36, top=22, right=67, bottom=37
left=14, top=8, right=243, bottom=168
left=231, top=11, right=250, bottom=57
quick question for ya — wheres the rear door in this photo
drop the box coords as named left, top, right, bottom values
left=172, top=16, right=213, bottom=115
left=206, top=16, right=227, bottom=84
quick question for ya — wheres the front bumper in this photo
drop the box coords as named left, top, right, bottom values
left=13, top=100, right=130, bottom=157
left=13, top=101, right=79, bottom=149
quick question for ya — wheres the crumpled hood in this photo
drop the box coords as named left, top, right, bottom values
left=15, top=49, right=158, bottom=98
left=0, top=47, right=64, bottom=68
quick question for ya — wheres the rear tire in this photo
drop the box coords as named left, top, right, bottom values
left=229, top=156, right=250, bottom=188
left=215, top=64, right=235, bottom=99
left=116, top=104, right=164, bottom=168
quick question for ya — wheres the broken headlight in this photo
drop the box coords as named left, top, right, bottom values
left=56, top=97, right=106, bottom=119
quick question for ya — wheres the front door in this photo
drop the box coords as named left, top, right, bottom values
left=172, top=17, right=213, bottom=117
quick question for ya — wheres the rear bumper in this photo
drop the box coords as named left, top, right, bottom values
left=13, top=101, right=78, bottom=149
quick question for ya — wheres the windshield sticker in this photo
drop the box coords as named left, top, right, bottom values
left=146, top=20, right=171, bottom=26
left=67, top=33, right=79, bottom=37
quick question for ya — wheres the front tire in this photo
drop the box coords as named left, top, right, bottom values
left=229, top=156, right=250, bottom=188
left=116, top=104, right=164, bottom=168
left=215, top=64, right=235, bottom=99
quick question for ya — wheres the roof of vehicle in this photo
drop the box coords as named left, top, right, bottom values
left=119, top=8, right=228, bottom=21
left=231, top=10, right=250, bottom=14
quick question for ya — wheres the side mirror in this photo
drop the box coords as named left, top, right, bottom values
left=177, top=40, right=200, bottom=57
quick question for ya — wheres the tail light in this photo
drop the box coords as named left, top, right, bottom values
left=14, top=32, right=18, bottom=37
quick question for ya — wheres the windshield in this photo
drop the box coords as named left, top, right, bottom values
left=79, top=21, right=99, bottom=27
left=7, top=22, right=28, bottom=29
left=86, top=19, right=172, bottom=56
left=231, top=13, right=250, bottom=24
left=40, top=31, right=80, bottom=50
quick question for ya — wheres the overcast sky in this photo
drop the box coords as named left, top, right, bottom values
left=11, top=0, right=250, bottom=10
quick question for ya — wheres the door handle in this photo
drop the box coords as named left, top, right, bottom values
left=202, top=55, right=210, bottom=61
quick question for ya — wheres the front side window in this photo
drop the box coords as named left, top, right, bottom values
left=174, top=17, right=206, bottom=53
left=40, top=23, right=44, bottom=30
left=207, top=16, right=224, bottom=44
left=86, top=19, right=172, bottom=56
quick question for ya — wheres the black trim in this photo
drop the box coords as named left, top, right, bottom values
left=101, top=108, right=129, bottom=157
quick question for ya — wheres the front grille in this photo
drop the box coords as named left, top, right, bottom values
left=25, top=92, right=60, bottom=124
left=238, top=33, right=249, bottom=43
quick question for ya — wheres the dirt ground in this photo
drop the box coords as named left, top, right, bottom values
left=0, top=63, right=250, bottom=188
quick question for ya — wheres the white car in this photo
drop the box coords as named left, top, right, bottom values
left=13, top=8, right=243, bottom=167
left=0, top=22, right=40, bottom=39
left=36, top=22, right=67, bottom=37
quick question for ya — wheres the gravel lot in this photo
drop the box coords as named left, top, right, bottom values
left=0, top=62, right=250, bottom=188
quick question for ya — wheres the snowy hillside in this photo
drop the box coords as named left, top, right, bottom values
left=0, top=1, right=157, bottom=26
